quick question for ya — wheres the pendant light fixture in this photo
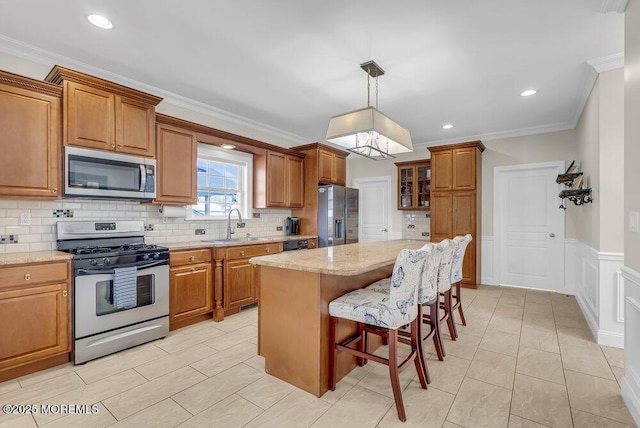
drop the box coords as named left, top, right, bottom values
left=326, top=60, right=413, bottom=160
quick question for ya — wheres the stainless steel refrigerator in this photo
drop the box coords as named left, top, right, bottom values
left=317, top=185, right=359, bottom=247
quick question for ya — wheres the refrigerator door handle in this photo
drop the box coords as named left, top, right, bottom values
left=335, top=219, right=343, bottom=239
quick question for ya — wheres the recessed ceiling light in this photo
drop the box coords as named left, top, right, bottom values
left=220, top=144, right=236, bottom=150
left=520, top=89, right=537, bottom=97
left=442, top=124, right=454, bottom=129
left=88, top=14, right=113, bottom=29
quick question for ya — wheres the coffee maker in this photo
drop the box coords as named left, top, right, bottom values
left=285, top=217, right=300, bottom=235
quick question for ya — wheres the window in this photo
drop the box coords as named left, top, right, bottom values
left=191, top=143, right=253, bottom=219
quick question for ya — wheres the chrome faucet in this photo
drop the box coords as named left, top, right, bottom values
left=227, top=208, right=243, bottom=239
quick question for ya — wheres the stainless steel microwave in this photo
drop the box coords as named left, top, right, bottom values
left=64, top=146, right=156, bottom=200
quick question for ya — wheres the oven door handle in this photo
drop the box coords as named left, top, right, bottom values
left=139, top=165, right=147, bottom=192
left=76, top=260, right=167, bottom=276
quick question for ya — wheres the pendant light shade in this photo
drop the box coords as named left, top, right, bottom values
left=325, top=61, right=413, bottom=160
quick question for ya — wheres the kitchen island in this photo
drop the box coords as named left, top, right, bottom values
left=250, top=239, right=427, bottom=397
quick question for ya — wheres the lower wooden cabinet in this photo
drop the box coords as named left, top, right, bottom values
left=0, top=260, right=71, bottom=381
left=169, top=249, right=212, bottom=330
left=213, top=242, right=282, bottom=320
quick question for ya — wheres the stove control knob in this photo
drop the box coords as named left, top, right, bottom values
left=153, top=253, right=160, bottom=259
left=102, top=258, right=111, bottom=265
left=89, top=259, right=98, bottom=266
left=142, top=254, right=150, bottom=261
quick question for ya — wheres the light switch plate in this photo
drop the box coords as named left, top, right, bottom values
left=630, top=211, right=640, bottom=233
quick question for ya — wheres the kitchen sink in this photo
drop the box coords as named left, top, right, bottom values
left=203, top=237, right=269, bottom=244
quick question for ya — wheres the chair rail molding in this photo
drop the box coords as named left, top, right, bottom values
left=620, top=265, right=640, bottom=427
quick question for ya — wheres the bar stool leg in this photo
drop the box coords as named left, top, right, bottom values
left=444, top=289, right=458, bottom=339
left=357, top=322, right=365, bottom=367
left=329, top=316, right=337, bottom=391
left=456, top=282, right=467, bottom=326
left=430, top=301, right=445, bottom=360
left=414, top=307, right=430, bottom=385
left=388, top=329, right=407, bottom=422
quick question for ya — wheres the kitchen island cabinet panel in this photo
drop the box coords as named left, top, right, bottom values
left=0, top=70, right=61, bottom=199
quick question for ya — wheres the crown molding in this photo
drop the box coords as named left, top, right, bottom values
left=601, top=0, right=629, bottom=13
left=413, top=121, right=573, bottom=149
left=587, top=53, right=625, bottom=73
left=0, top=34, right=308, bottom=146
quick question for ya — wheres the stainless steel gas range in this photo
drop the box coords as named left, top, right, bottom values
left=57, top=220, right=169, bottom=364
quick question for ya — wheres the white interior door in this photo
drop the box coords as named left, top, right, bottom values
left=495, top=162, right=565, bottom=291
left=352, top=177, right=390, bottom=242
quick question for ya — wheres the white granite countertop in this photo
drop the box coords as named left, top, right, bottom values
left=249, top=239, right=429, bottom=276
left=165, top=235, right=317, bottom=251
left=0, top=251, right=73, bottom=266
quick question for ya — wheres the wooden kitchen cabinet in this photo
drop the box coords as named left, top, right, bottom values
left=155, top=120, right=198, bottom=205
left=254, top=150, right=304, bottom=208
left=0, top=260, right=71, bottom=381
left=45, top=66, right=162, bottom=158
left=0, top=70, right=61, bottom=199
left=290, top=143, right=350, bottom=236
left=395, top=160, right=431, bottom=210
left=169, top=249, right=213, bottom=330
left=428, top=141, right=484, bottom=288
left=213, top=242, right=282, bottom=320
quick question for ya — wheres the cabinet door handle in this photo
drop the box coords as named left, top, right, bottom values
left=189, top=256, right=195, bottom=262
left=190, top=267, right=196, bottom=272
left=265, top=248, right=270, bottom=253
left=24, top=273, right=31, bottom=281
left=62, top=290, right=68, bottom=297
left=111, top=143, right=116, bottom=148
left=240, top=251, right=245, bottom=257
left=52, top=188, right=57, bottom=194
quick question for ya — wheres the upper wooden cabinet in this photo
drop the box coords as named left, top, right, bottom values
left=0, top=70, right=61, bottom=199
left=254, top=150, right=304, bottom=208
left=431, top=143, right=481, bottom=191
left=155, top=119, right=198, bottom=205
left=290, top=143, right=350, bottom=236
left=395, top=160, right=431, bottom=210
left=318, top=149, right=346, bottom=185
left=45, top=65, right=162, bottom=158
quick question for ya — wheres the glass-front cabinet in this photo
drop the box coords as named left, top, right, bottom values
left=395, top=160, right=431, bottom=210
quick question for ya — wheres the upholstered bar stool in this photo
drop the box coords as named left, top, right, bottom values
left=328, top=249, right=428, bottom=422
left=450, top=234, right=473, bottom=333
left=431, top=239, right=456, bottom=341
left=366, top=244, right=444, bottom=377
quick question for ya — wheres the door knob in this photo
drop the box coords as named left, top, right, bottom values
left=549, top=233, right=555, bottom=238
left=381, top=228, right=388, bottom=232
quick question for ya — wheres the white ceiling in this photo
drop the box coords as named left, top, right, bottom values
left=0, top=0, right=624, bottom=148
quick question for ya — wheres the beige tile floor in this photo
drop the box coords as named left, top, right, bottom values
left=0, top=285, right=637, bottom=428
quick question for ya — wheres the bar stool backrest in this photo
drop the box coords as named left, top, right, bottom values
left=435, top=239, right=454, bottom=293
left=417, top=243, right=441, bottom=305
left=451, top=234, right=473, bottom=283
left=386, top=249, right=428, bottom=324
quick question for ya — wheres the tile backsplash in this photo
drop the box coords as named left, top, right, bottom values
left=0, top=199, right=291, bottom=253
left=401, top=211, right=431, bottom=240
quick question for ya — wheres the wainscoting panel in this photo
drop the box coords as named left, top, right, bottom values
left=481, top=236, right=496, bottom=286
left=598, top=252, right=625, bottom=348
left=575, top=242, right=599, bottom=337
left=621, top=266, right=640, bottom=426
left=564, top=239, right=577, bottom=296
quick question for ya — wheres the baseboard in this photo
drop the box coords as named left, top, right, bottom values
left=597, top=330, right=624, bottom=348
left=575, top=287, right=600, bottom=341
left=622, top=363, right=640, bottom=427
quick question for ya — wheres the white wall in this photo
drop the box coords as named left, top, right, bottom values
left=622, top=1, right=640, bottom=424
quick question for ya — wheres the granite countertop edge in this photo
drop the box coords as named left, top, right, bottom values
left=165, top=235, right=318, bottom=250
left=0, top=251, right=74, bottom=266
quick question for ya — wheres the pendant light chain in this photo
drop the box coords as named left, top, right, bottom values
left=375, top=75, right=379, bottom=109
left=366, top=65, right=371, bottom=107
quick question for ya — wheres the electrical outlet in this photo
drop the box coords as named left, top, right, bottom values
left=195, top=229, right=206, bottom=235
left=0, top=235, right=19, bottom=244
left=252, top=212, right=261, bottom=218
left=276, top=226, right=283, bottom=231
left=19, top=212, right=31, bottom=226
left=408, top=224, right=415, bottom=229
left=237, top=222, right=246, bottom=228
left=144, top=224, right=154, bottom=231
left=422, top=232, right=430, bottom=237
